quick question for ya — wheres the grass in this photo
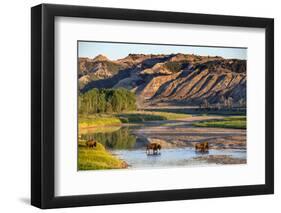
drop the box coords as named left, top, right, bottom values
left=117, top=113, right=166, bottom=123
left=79, top=111, right=190, bottom=128
left=193, top=116, right=246, bottom=129
left=79, top=126, right=121, bottom=134
left=79, top=114, right=121, bottom=129
left=148, top=111, right=190, bottom=120
left=78, top=141, right=126, bottom=170
left=117, top=111, right=189, bottom=123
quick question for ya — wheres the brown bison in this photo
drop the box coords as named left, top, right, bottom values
left=146, top=143, right=161, bottom=155
left=195, top=142, right=209, bottom=152
left=86, top=139, right=97, bottom=148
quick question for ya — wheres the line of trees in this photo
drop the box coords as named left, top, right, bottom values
left=78, top=88, right=137, bottom=114
left=200, top=96, right=246, bottom=110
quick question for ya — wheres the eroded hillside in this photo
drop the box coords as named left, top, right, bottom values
left=79, top=53, right=246, bottom=108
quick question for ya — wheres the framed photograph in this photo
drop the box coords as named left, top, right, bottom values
left=31, top=3, right=274, bottom=209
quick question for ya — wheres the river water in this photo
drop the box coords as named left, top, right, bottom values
left=80, top=118, right=247, bottom=169
left=112, top=148, right=246, bottom=169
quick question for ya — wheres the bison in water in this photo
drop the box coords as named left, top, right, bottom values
left=195, top=142, right=209, bottom=152
left=146, top=143, right=161, bottom=155
left=86, top=139, right=97, bottom=148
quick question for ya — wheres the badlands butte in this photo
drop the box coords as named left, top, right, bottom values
left=79, top=53, right=246, bottom=108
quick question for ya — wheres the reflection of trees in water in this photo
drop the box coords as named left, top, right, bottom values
left=81, top=127, right=136, bottom=149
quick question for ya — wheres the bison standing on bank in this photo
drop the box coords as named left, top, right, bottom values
left=86, top=139, right=97, bottom=148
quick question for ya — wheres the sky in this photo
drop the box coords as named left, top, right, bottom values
left=78, top=41, right=247, bottom=60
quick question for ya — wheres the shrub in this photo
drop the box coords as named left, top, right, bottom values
left=164, top=61, right=183, bottom=73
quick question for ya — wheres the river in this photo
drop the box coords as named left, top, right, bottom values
left=80, top=115, right=247, bottom=169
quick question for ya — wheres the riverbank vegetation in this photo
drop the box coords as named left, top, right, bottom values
left=78, top=88, right=190, bottom=128
left=78, top=141, right=127, bottom=170
left=79, top=111, right=189, bottom=128
left=118, top=111, right=189, bottom=123
left=80, top=127, right=136, bottom=150
left=193, top=116, right=246, bottom=129
left=79, top=114, right=122, bottom=128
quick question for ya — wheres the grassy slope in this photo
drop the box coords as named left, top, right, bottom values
left=118, top=111, right=189, bottom=123
left=193, top=116, right=246, bottom=129
left=79, top=111, right=189, bottom=128
left=78, top=141, right=126, bottom=170
left=79, top=114, right=121, bottom=128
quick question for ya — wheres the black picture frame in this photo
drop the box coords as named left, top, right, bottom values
left=31, top=3, right=274, bottom=209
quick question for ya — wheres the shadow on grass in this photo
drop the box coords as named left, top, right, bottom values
left=117, top=113, right=167, bottom=123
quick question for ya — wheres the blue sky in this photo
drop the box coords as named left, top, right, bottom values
left=78, top=41, right=247, bottom=60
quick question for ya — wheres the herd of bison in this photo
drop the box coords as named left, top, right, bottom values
left=85, top=139, right=209, bottom=155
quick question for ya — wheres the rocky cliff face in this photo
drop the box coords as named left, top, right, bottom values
left=79, top=53, right=246, bottom=107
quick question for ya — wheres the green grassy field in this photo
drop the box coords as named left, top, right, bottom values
left=193, top=116, right=246, bottom=129
left=79, top=111, right=189, bottom=128
left=117, top=111, right=188, bottom=123
left=78, top=141, right=126, bottom=170
left=79, top=114, right=122, bottom=129
left=79, top=126, right=121, bottom=134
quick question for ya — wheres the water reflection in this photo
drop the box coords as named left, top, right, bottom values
left=81, top=127, right=137, bottom=150
left=79, top=123, right=246, bottom=168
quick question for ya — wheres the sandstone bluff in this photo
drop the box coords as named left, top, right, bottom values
left=79, top=53, right=246, bottom=108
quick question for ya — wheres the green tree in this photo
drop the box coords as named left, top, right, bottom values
left=79, top=88, right=137, bottom=114
left=97, top=91, right=106, bottom=113
left=111, top=91, right=122, bottom=112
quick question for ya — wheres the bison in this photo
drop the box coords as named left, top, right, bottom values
left=195, top=142, right=209, bottom=152
left=146, top=143, right=161, bottom=155
left=86, top=139, right=97, bottom=148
